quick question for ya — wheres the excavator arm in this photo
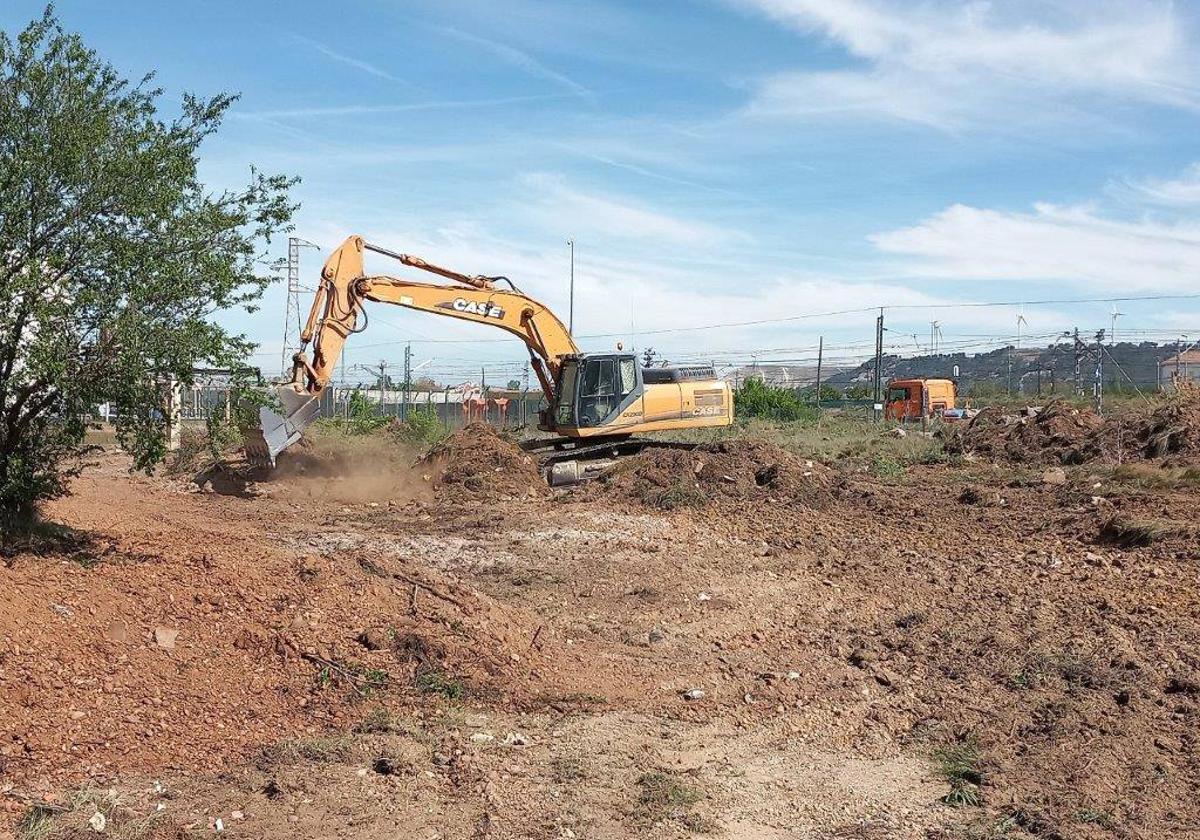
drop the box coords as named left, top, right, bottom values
left=245, top=235, right=578, bottom=465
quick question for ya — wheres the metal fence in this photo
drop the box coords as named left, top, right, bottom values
left=317, top=386, right=545, bottom=431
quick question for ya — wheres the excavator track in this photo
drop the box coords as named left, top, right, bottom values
left=528, top=437, right=699, bottom=486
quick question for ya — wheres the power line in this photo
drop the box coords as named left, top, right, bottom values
left=297, top=291, right=1200, bottom=348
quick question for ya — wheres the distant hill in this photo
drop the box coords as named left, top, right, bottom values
left=731, top=341, right=1181, bottom=394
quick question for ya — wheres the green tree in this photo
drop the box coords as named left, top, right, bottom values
left=0, top=8, right=296, bottom=522
left=734, top=378, right=815, bottom=423
left=801, top=383, right=843, bottom=403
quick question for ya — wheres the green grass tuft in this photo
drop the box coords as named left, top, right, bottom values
left=415, top=668, right=466, bottom=700
left=933, top=739, right=985, bottom=808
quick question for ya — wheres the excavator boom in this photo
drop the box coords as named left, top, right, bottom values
left=245, top=236, right=578, bottom=465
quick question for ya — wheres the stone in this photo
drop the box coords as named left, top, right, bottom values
left=681, top=688, right=706, bottom=701
left=1042, top=467, right=1067, bottom=485
left=356, top=628, right=390, bottom=651
left=152, top=626, right=178, bottom=651
left=648, top=627, right=666, bottom=644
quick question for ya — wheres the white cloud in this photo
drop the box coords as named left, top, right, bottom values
left=231, top=94, right=574, bottom=122
left=521, top=173, right=745, bottom=246
left=1123, top=162, right=1200, bottom=204
left=295, top=36, right=415, bottom=87
left=870, top=201, right=1200, bottom=291
left=736, top=0, right=1198, bottom=130
left=436, top=27, right=591, bottom=98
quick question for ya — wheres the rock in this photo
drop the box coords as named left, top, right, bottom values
left=88, top=811, right=106, bottom=832
left=1042, top=467, right=1067, bottom=485
left=502, top=732, right=530, bottom=746
left=887, top=427, right=907, bottom=438
left=648, top=627, right=666, bottom=644
left=69, top=710, right=86, bottom=721
left=681, top=688, right=706, bottom=701
left=357, top=628, right=390, bottom=651
left=873, top=667, right=900, bottom=687
left=105, top=620, right=128, bottom=642
left=230, top=811, right=244, bottom=820
left=848, top=647, right=876, bottom=667
left=785, top=671, right=801, bottom=681
left=152, top=626, right=178, bottom=651
left=697, top=592, right=712, bottom=602
left=470, top=732, right=495, bottom=744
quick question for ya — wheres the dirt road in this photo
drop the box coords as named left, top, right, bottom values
left=2, top=430, right=1198, bottom=839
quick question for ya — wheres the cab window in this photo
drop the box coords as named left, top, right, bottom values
left=578, top=358, right=617, bottom=426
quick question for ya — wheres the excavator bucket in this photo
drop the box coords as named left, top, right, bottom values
left=242, top=384, right=321, bottom=468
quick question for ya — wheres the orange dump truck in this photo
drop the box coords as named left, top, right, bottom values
left=884, top=378, right=956, bottom=422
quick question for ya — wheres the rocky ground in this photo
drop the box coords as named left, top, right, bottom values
left=2, top=420, right=1199, bottom=839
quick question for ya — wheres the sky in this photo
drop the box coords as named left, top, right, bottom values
left=5, top=0, right=1200, bottom=385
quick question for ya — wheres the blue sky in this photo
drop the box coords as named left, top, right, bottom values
left=5, top=0, right=1200, bottom=383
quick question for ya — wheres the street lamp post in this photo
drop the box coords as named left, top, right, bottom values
left=567, top=238, right=575, bottom=335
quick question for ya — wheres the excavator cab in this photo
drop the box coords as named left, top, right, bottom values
left=552, top=354, right=640, bottom=429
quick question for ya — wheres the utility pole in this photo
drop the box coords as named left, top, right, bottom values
left=567, top=238, right=575, bottom=335
left=1178, top=335, right=1185, bottom=386
left=402, top=343, right=411, bottom=420
left=1093, top=329, right=1106, bottom=415
left=281, top=236, right=319, bottom=377
left=1072, top=328, right=1083, bottom=396
left=873, top=310, right=885, bottom=422
left=375, top=360, right=389, bottom=414
left=815, top=336, right=824, bottom=413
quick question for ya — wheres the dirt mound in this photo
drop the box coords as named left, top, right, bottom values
left=945, top=400, right=1103, bottom=464
left=950, top=388, right=1200, bottom=468
left=1084, top=384, right=1200, bottom=465
left=599, top=439, right=831, bottom=510
left=422, top=423, right=545, bottom=497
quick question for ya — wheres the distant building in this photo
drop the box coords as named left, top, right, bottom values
left=1159, top=350, right=1200, bottom=392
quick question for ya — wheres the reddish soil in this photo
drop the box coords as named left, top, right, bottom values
left=423, top=423, right=546, bottom=498
left=946, top=401, right=1104, bottom=464
left=597, top=439, right=832, bottom=510
left=949, top=388, right=1200, bottom=469
left=2, top=434, right=1199, bottom=839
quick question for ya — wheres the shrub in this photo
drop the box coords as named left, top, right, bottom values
left=391, top=407, right=447, bottom=447
left=734, top=379, right=816, bottom=423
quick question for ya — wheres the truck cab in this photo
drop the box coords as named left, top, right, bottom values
left=884, top=377, right=956, bottom=422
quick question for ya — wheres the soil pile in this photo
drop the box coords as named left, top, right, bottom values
left=945, top=401, right=1103, bottom=464
left=422, top=423, right=545, bottom=497
left=1088, top=383, right=1200, bottom=465
left=599, top=439, right=831, bottom=510
left=949, top=388, right=1200, bottom=467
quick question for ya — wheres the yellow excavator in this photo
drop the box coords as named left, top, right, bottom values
left=244, top=235, right=732, bottom=479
